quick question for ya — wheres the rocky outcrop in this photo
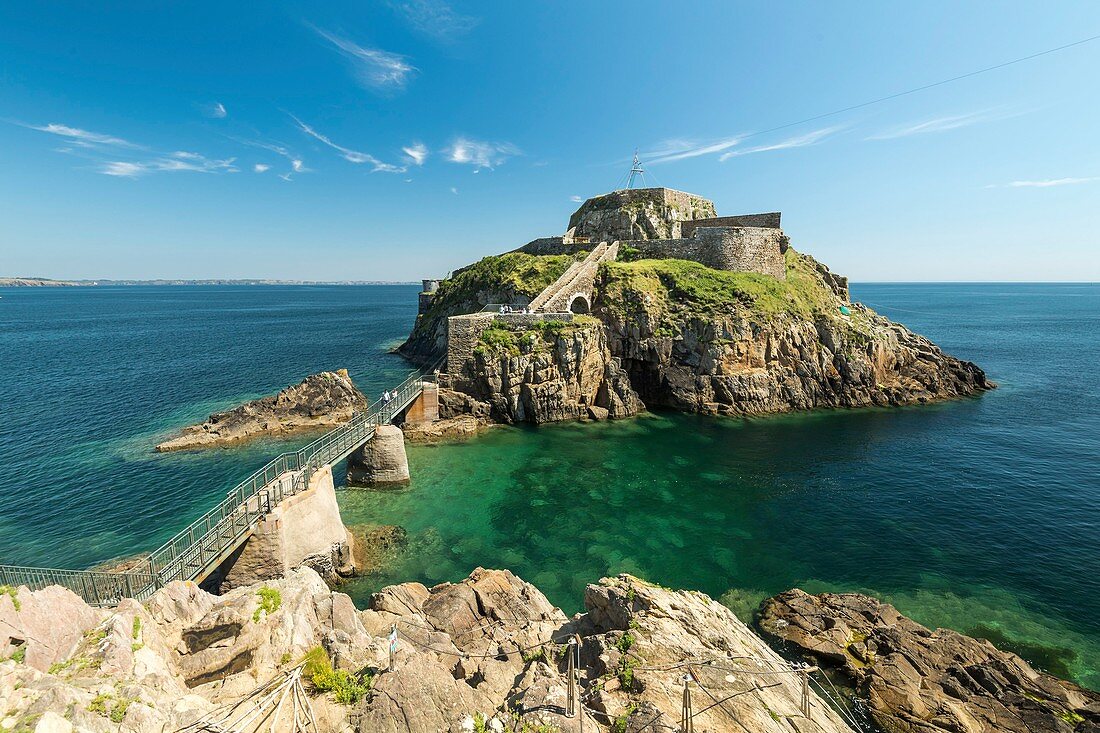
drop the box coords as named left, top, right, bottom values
left=346, top=424, right=411, bottom=486
left=155, top=369, right=367, bottom=451
left=446, top=322, right=643, bottom=424
left=1, top=570, right=850, bottom=733
left=357, top=570, right=853, bottom=733
left=400, top=415, right=488, bottom=443
left=5, top=572, right=1095, bottom=733
left=567, top=188, right=717, bottom=242
left=0, top=569, right=372, bottom=732
left=442, top=250, right=990, bottom=423
left=758, top=589, right=1100, bottom=733
left=601, top=303, right=990, bottom=416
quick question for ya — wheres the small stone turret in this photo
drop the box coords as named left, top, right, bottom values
left=419, top=278, right=442, bottom=314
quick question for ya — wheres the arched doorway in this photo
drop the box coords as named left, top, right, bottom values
left=568, top=294, right=590, bottom=314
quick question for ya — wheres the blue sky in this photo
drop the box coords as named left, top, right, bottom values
left=2, top=2, right=1099, bottom=281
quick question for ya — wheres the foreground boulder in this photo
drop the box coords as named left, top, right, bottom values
left=758, top=589, right=1100, bottom=733
left=356, top=571, right=854, bottom=733
left=155, top=369, right=367, bottom=451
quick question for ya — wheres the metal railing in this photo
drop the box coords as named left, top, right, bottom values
left=0, top=368, right=434, bottom=605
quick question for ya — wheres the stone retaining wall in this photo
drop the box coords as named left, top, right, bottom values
left=446, top=313, right=496, bottom=373
left=681, top=212, right=781, bottom=237
left=625, top=227, right=787, bottom=279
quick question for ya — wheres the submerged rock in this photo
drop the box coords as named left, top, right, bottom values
left=757, top=589, right=1100, bottom=733
left=155, top=369, right=367, bottom=451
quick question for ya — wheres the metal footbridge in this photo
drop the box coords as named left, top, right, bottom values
left=0, top=370, right=432, bottom=607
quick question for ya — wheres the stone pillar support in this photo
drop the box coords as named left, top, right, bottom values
left=346, top=424, right=411, bottom=487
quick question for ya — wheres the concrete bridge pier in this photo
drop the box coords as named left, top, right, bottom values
left=213, top=465, right=356, bottom=592
left=346, top=425, right=410, bottom=486
left=345, top=382, right=437, bottom=487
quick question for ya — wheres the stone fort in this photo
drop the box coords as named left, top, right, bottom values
left=514, top=187, right=789, bottom=281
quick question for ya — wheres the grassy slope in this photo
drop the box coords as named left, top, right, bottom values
left=421, top=252, right=585, bottom=324
left=600, top=248, right=843, bottom=319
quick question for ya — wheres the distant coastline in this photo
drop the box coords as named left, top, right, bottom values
left=0, top=277, right=417, bottom=287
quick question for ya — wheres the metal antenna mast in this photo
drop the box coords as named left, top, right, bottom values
left=626, top=149, right=645, bottom=189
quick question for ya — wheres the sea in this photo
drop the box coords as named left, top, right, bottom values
left=0, top=283, right=1096, bottom=689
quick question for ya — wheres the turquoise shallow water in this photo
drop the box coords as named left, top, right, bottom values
left=1, top=283, right=1097, bottom=688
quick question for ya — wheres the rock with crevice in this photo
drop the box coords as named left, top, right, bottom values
left=758, top=589, right=1100, bottom=733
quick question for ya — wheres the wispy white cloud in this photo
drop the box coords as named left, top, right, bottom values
left=719, top=126, right=842, bottom=160
left=22, top=119, right=243, bottom=178
left=402, top=142, right=428, bottom=166
left=445, top=137, right=521, bottom=169
left=867, top=111, right=995, bottom=140
left=312, top=26, right=417, bottom=90
left=988, top=177, right=1099, bottom=188
left=388, top=0, right=478, bottom=41
left=28, top=122, right=139, bottom=148
left=98, top=151, right=237, bottom=177
left=291, top=115, right=406, bottom=173
left=570, top=195, right=584, bottom=203
left=254, top=163, right=270, bottom=173
left=643, top=136, right=744, bottom=164
left=450, top=186, right=458, bottom=194
left=100, top=162, right=145, bottom=177
left=204, top=102, right=228, bottom=119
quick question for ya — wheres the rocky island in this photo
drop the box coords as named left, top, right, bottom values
left=155, top=370, right=367, bottom=452
left=401, top=188, right=992, bottom=425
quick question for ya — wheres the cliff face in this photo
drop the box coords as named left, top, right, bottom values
left=438, top=249, right=991, bottom=424
left=155, top=370, right=367, bottom=451
left=445, top=319, right=643, bottom=423
left=595, top=251, right=991, bottom=415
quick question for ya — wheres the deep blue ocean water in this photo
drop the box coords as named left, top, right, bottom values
left=1, top=283, right=1097, bottom=687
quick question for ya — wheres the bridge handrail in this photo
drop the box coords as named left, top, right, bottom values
left=0, top=564, right=157, bottom=607
left=1, top=367, right=436, bottom=604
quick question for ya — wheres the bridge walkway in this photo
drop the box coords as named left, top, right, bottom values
left=0, top=369, right=432, bottom=607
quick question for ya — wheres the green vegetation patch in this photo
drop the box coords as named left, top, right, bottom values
left=601, top=249, right=838, bottom=319
left=303, top=646, right=371, bottom=705
left=0, top=585, right=20, bottom=611
left=475, top=322, right=520, bottom=356
left=475, top=316, right=601, bottom=357
left=423, top=252, right=585, bottom=322
left=252, top=586, right=281, bottom=622
left=89, top=692, right=134, bottom=723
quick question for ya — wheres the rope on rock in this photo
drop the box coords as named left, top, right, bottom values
left=177, top=664, right=316, bottom=733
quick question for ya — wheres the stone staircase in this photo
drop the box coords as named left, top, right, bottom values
left=528, top=241, right=619, bottom=313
